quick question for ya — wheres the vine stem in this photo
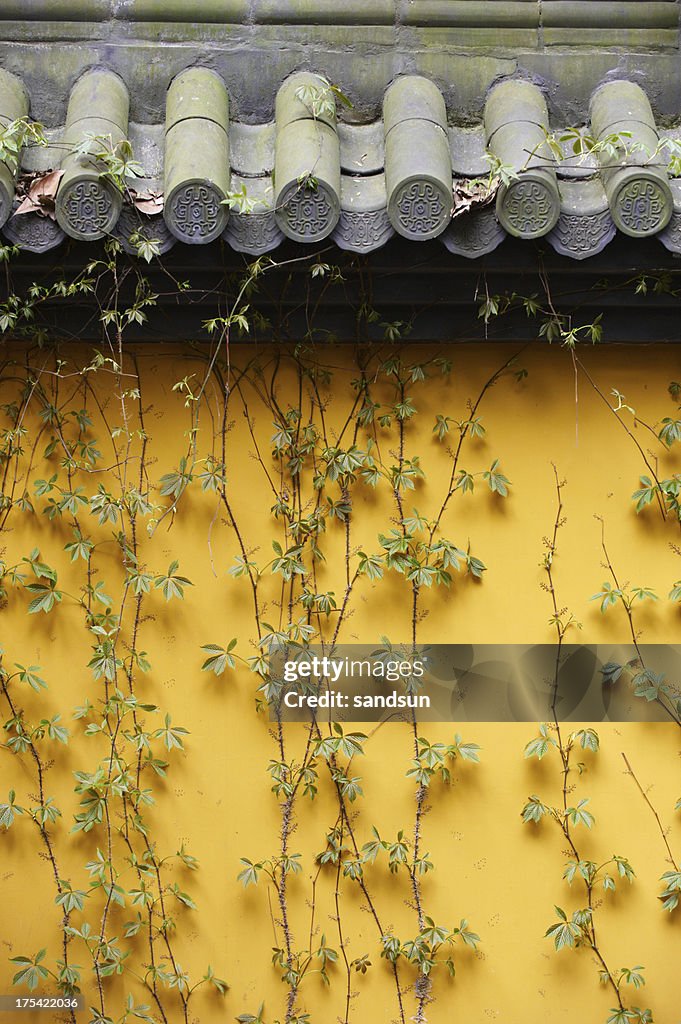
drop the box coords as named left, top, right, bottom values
left=333, top=827, right=352, bottom=1024
left=223, top=343, right=410, bottom=1024
left=543, top=467, right=624, bottom=1012
left=392, top=380, right=429, bottom=1023
left=576, top=356, right=668, bottom=520
left=0, top=682, right=76, bottom=1024
left=598, top=519, right=681, bottom=728
left=621, top=752, right=677, bottom=866
left=427, top=347, right=527, bottom=546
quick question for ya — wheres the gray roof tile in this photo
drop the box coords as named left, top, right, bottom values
left=1, top=68, right=679, bottom=260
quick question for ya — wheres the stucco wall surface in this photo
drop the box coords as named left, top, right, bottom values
left=0, top=341, right=680, bottom=1024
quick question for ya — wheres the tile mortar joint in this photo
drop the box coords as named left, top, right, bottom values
left=394, top=0, right=411, bottom=73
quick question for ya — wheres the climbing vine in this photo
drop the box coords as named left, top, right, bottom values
left=522, top=471, right=653, bottom=1024
left=0, top=230, right=524, bottom=1024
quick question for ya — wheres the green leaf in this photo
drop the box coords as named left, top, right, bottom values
left=33, top=798, right=61, bottom=826
left=659, top=867, right=681, bottom=912
left=203, top=964, right=228, bottom=995
left=200, top=641, right=237, bottom=676
left=0, top=790, right=24, bottom=829
left=55, top=883, right=87, bottom=913
left=466, top=552, right=486, bottom=578
left=483, top=459, right=511, bottom=497
left=170, top=883, right=197, bottom=909
left=64, top=530, right=94, bottom=562
left=614, top=856, right=636, bottom=883
left=524, top=724, right=556, bottom=760
left=340, top=776, right=363, bottom=802
left=25, top=581, right=62, bottom=614
left=601, top=662, right=624, bottom=685
left=10, top=950, right=49, bottom=991
left=589, top=582, right=622, bottom=614
left=453, top=734, right=481, bottom=762
left=237, top=858, right=261, bottom=888
left=236, top=1003, right=265, bottom=1024
left=128, top=570, right=153, bottom=596
left=455, top=470, right=475, bottom=494
left=632, top=476, right=657, bottom=513
left=606, top=1012, right=631, bottom=1024
left=566, top=798, right=595, bottom=829
left=572, top=728, right=599, bottom=753
left=658, top=417, right=681, bottom=447
left=455, top=919, right=480, bottom=949
left=433, top=415, right=451, bottom=441
left=154, top=561, right=193, bottom=601
left=618, top=966, right=646, bottom=991
left=522, top=795, right=548, bottom=824
left=153, top=714, right=189, bottom=751
left=15, top=663, right=47, bottom=692
left=159, top=458, right=193, bottom=500
left=545, top=909, right=582, bottom=951
left=46, top=715, right=69, bottom=744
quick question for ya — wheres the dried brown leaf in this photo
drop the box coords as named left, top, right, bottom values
left=131, top=189, right=164, bottom=215
left=451, top=179, right=498, bottom=220
left=15, top=169, right=64, bottom=219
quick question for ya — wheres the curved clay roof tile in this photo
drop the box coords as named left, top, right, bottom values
left=3, top=69, right=681, bottom=262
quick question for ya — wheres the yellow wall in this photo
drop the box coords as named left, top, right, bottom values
left=0, top=342, right=679, bottom=1024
